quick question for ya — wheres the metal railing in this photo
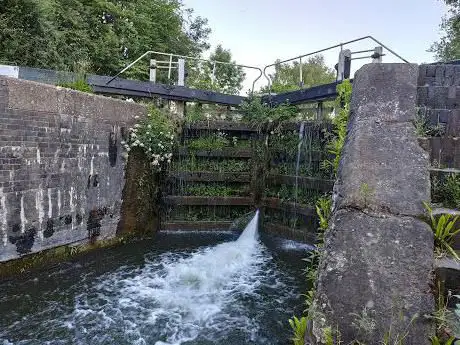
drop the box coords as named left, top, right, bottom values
left=262, top=35, right=409, bottom=93
left=107, top=51, right=263, bottom=94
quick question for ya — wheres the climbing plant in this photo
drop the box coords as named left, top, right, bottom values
left=321, top=79, right=353, bottom=174
left=122, top=106, right=176, bottom=172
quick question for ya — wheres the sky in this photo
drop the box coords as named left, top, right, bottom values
left=183, top=0, right=449, bottom=92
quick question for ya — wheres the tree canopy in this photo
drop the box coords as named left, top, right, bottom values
left=187, top=45, right=245, bottom=95
left=0, top=0, right=211, bottom=79
left=431, top=0, right=460, bottom=61
left=262, top=55, right=336, bottom=94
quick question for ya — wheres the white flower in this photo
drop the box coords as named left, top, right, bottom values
left=146, top=132, right=150, bottom=135
left=134, top=115, right=140, bottom=119
left=160, top=132, right=163, bottom=135
left=148, top=124, right=152, bottom=129
left=270, top=131, right=274, bottom=135
left=126, top=147, right=131, bottom=152
left=131, top=133, right=137, bottom=138
left=139, top=143, right=144, bottom=147
left=170, top=135, right=174, bottom=140
left=126, top=98, right=134, bottom=103
left=205, top=114, right=211, bottom=119
left=121, top=140, right=125, bottom=145
left=167, top=159, right=171, bottom=164
left=134, top=124, right=140, bottom=128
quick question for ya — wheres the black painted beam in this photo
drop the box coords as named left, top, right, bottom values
left=88, top=75, right=349, bottom=107
left=264, top=81, right=344, bottom=106
left=88, top=75, right=246, bottom=106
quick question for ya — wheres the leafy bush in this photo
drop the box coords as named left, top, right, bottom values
left=443, top=174, right=460, bottom=210
left=123, top=106, right=176, bottom=172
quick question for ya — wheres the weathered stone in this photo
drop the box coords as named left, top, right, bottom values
left=314, top=64, right=435, bottom=345
left=335, top=64, right=430, bottom=217
left=313, top=209, right=434, bottom=345
left=435, top=257, right=460, bottom=297
left=0, top=76, right=151, bottom=263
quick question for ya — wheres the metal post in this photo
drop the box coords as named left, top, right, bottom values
left=299, top=57, right=303, bottom=88
left=211, top=61, right=217, bottom=82
left=167, top=54, right=173, bottom=80
left=316, top=101, right=323, bottom=121
left=337, top=49, right=351, bottom=81
left=149, top=59, right=157, bottom=83
left=175, top=58, right=186, bottom=118
left=177, top=58, right=185, bottom=86
left=373, top=46, right=383, bottom=63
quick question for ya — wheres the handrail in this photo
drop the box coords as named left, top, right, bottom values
left=262, top=35, right=409, bottom=93
left=107, top=51, right=263, bottom=94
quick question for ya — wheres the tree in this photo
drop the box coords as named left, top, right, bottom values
left=187, top=44, right=245, bottom=95
left=431, top=0, right=460, bottom=61
left=262, top=55, right=336, bottom=94
left=0, top=0, right=211, bottom=79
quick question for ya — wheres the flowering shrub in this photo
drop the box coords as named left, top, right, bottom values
left=122, top=106, right=176, bottom=172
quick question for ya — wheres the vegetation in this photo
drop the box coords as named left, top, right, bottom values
left=183, top=183, right=245, bottom=197
left=288, top=316, right=307, bottom=345
left=57, top=78, right=93, bottom=93
left=316, top=196, right=332, bottom=231
left=172, top=157, right=250, bottom=173
left=187, top=132, right=250, bottom=150
left=240, top=97, right=298, bottom=130
left=442, top=174, right=460, bottom=210
left=321, top=79, right=353, bottom=174
left=263, top=55, right=336, bottom=94
left=0, top=0, right=210, bottom=79
left=431, top=0, right=460, bottom=61
left=187, top=45, right=245, bottom=95
left=123, top=106, right=177, bottom=172
left=264, top=184, right=323, bottom=206
left=424, top=202, right=460, bottom=260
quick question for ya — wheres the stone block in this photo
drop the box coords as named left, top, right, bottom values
left=335, top=64, right=429, bottom=217
left=314, top=210, right=434, bottom=345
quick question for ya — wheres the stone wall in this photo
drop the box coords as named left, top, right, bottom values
left=417, top=64, right=460, bottom=169
left=0, top=77, right=147, bottom=262
left=312, top=64, right=434, bottom=344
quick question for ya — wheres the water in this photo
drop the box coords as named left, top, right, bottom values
left=0, top=212, right=310, bottom=345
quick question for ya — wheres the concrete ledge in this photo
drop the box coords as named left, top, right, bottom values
left=1, top=76, right=147, bottom=122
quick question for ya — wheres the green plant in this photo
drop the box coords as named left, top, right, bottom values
left=123, top=106, right=176, bottom=172
left=240, top=97, right=298, bottom=132
left=321, top=79, right=352, bottom=174
left=289, top=316, right=307, bottom=345
left=442, top=174, right=460, bottom=209
left=424, top=202, right=460, bottom=260
left=316, top=196, right=332, bottom=231
left=183, top=184, right=244, bottom=197
left=359, top=183, right=375, bottom=207
left=351, top=307, right=376, bottom=341
left=57, top=78, right=93, bottom=93
left=430, top=336, right=455, bottom=345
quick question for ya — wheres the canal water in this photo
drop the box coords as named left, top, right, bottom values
left=0, top=216, right=311, bottom=345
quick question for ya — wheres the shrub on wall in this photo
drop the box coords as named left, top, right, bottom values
left=122, top=106, right=176, bottom=172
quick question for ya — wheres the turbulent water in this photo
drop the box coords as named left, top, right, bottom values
left=0, top=213, right=310, bottom=345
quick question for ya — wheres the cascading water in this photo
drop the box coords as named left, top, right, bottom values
left=0, top=209, right=308, bottom=345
